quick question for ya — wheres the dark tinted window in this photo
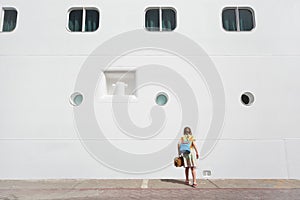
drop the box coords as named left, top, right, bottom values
left=239, top=9, right=254, bottom=31
left=241, top=94, right=250, bottom=105
left=145, top=9, right=160, bottom=31
left=145, top=8, right=176, bottom=31
left=69, top=9, right=83, bottom=32
left=162, top=9, right=176, bottom=31
left=222, top=9, right=237, bottom=31
left=222, top=7, right=255, bottom=32
left=68, top=9, right=100, bottom=32
left=2, top=9, right=17, bottom=32
left=85, top=10, right=99, bottom=32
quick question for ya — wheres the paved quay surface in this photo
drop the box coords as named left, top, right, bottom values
left=0, top=179, right=300, bottom=200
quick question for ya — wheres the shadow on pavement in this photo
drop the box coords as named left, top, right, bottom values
left=160, top=179, right=187, bottom=185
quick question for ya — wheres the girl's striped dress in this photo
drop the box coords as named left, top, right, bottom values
left=179, top=134, right=197, bottom=168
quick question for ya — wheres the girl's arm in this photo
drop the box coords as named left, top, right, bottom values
left=192, top=141, right=199, bottom=159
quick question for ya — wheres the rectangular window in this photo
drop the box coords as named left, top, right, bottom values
left=68, top=8, right=99, bottom=32
left=145, top=7, right=176, bottom=32
left=239, top=9, right=254, bottom=31
left=1, top=8, right=17, bottom=32
left=222, top=9, right=237, bottom=31
left=145, top=9, right=160, bottom=31
left=162, top=9, right=176, bottom=31
left=222, top=7, right=255, bottom=32
left=69, top=9, right=83, bottom=32
left=85, top=10, right=99, bottom=32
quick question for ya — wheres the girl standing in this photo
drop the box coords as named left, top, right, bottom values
left=178, top=127, right=199, bottom=188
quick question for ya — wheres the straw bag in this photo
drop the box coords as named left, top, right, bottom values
left=174, top=156, right=184, bottom=167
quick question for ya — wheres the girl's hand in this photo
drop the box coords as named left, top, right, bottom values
left=196, top=153, right=199, bottom=159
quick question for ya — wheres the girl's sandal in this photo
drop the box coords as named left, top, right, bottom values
left=185, top=180, right=190, bottom=185
left=192, top=183, right=198, bottom=188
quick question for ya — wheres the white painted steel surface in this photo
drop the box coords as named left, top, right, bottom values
left=0, top=0, right=300, bottom=179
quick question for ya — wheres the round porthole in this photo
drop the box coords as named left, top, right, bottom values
left=156, top=92, right=168, bottom=106
left=70, top=92, right=83, bottom=106
left=241, top=92, right=254, bottom=106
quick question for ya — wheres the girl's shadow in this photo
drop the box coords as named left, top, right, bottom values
left=161, top=179, right=191, bottom=187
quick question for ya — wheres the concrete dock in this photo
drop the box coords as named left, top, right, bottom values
left=0, top=179, right=300, bottom=199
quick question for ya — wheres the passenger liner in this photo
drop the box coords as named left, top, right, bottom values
left=0, top=0, right=300, bottom=179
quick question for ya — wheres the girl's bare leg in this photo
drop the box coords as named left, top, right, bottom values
left=191, top=167, right=197, bottom=184
left=185, top=167, right=189, bottom=182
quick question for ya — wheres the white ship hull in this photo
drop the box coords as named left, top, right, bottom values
left=0, top=0, right=300, bottom=179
